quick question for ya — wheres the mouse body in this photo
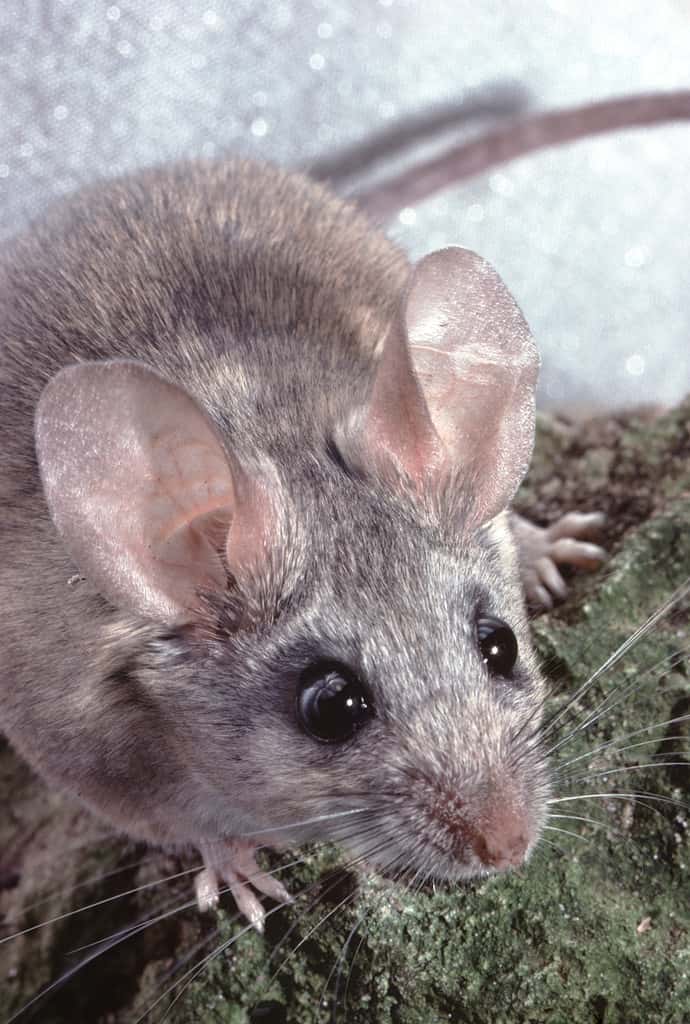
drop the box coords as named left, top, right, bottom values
left=0, top=156, right=604, bottom=928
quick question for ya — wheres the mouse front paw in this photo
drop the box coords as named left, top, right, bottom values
left=195, top=838, right=292, bottom=933
left=511, top=510, right=607, bottom=611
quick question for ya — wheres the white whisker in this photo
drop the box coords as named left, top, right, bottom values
left=4, top=849, right=167, bottom=924
left=0, top=863, right=204, bottom=947
left=548, top=791, right=690, bottom=813
left=4, top=892, right=204, bottom=1024
left=555, top=720, right=690, bottom=774
left=546, top=643, right=689, bottom=759
left=135, top=827, right=400, bottom=1022
left=566, top=761, right=690, bottom=785
left=541, top=578, right=690, bottom=744
left=546, top=812, right=611, bottom=831
left=542, top=825, right=590, bottom=842
left=238, top=806, right=368, bottom=838
left=536, top=837, right=568, bottom=856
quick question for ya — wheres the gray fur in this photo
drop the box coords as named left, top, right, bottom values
left=0, top=157, right=548, bottom=880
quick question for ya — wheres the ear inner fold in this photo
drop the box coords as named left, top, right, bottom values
left=35, top=359, right=242, bottom=624
left=404, top=246, right=539, bottom=525
left=363, top=314, right=442, bottom=482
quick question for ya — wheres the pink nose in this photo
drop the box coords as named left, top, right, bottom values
left=472, top=806, right=529, bottom=870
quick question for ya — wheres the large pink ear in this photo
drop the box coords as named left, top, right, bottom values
left=35, top=360, right=270, bottom=624
left=361, top=246, right=539, bottom=526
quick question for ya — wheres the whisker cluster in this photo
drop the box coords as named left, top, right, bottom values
left=4, top=579, right=689, bottom=1021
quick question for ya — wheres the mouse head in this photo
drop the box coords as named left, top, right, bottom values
left=35, top=246, right=548, bottom=882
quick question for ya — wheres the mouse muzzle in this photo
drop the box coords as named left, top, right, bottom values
left=431, top=777, right=535, bottom=873
left=371, top=697, right=550, bottom=883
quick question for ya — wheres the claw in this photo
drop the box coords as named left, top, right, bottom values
left=195, top=866, right=220, bottom=913
left=549, top=537, right=607, bottom=570
left=228, top=880, right=267, bottom=934
left=532, top=582, right=554, bottom=610
left=546, top=510, right=606, bottom=541
left=535, top=555, right=568, bottom=601
left=512, top=510, right=607, bottom=610
left=195, top=838, right=292, bottom=932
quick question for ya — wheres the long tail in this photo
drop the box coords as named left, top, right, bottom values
left=354, top=90, right=690, bottom=223
left=304, top=79, right=531, bottom=185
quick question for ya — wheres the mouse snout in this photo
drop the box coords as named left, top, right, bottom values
left=435, top=785, right=533, bottom=873
left=469, top=803, right=529, bottom=870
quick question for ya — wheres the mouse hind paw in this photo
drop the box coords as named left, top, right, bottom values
left=195, top=838, right=292, bottom=933
left=511, top=510, right=607, bottom=611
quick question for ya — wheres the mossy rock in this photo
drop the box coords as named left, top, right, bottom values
left=2, top=399, right=689, bottom=1024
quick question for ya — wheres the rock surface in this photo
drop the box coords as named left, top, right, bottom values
left=2, top=399, right=689, bottom=1024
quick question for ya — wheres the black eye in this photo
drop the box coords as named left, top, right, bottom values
left=477, top=616, right=518, bottom=677
left=296, top=662, right=372, bottom=743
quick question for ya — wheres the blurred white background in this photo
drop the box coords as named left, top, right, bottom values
left=1, top=0, right=689, bottom=409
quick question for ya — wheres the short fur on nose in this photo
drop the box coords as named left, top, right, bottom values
left=439, top=793, right=531, bottom=871
left=471, top=803, right=529, bottom=870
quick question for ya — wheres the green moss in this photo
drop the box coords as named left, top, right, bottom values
left=2, top=399, right=689, bottom=1023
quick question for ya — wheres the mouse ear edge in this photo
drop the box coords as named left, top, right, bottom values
left=35, top=359, right=275, bottom=625
left=342, top=246, right=540, bottom=527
